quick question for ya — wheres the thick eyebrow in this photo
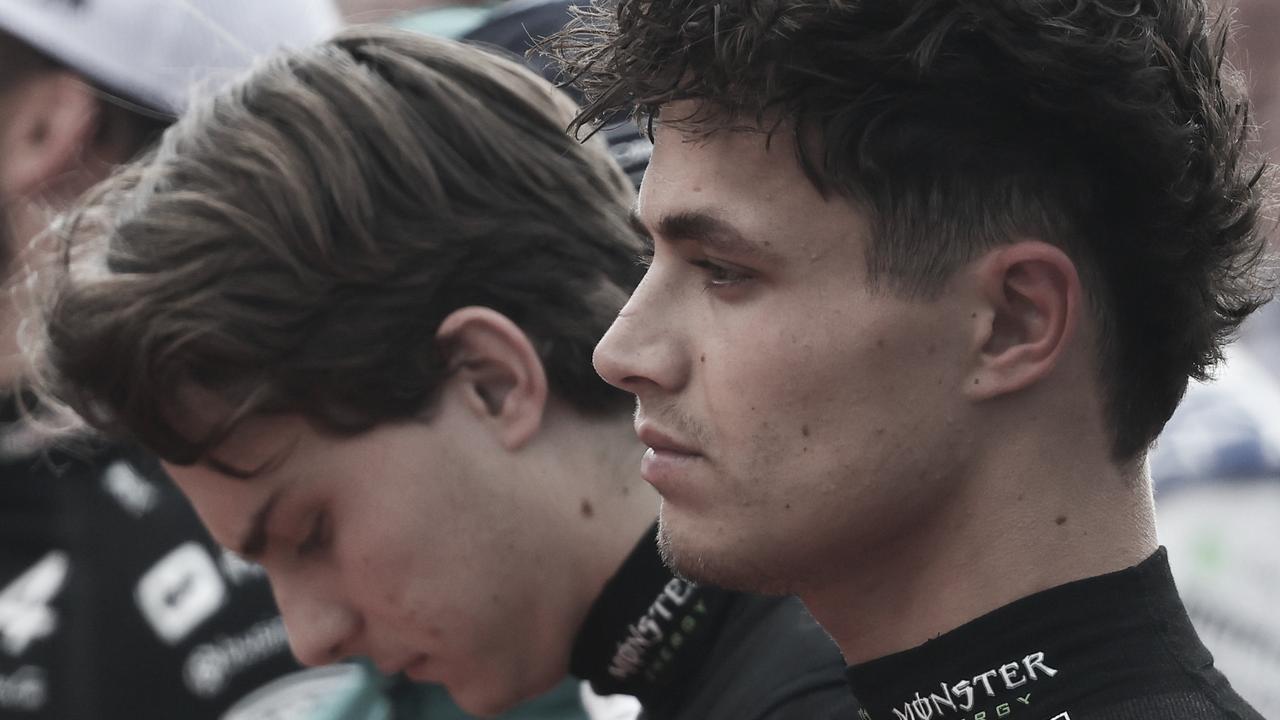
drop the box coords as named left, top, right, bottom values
left=641, top=208, right=783, bottom=263
left=237, top=487, right=284, bottom=560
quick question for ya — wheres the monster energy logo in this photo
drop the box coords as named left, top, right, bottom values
left=891, top=652, right=1058, bottom=720
left=608, top=578, right=701, bottom=681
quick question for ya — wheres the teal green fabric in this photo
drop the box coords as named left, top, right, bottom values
left=304, top=659, right=587, bottom=719
left=393, top=677, right=587, bottom=719
left=394, top=5, right=498, bottom=39
left=309, top=661, right=394, bottom=720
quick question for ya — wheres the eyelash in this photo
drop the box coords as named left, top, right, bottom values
left=691, top=259, right=752, bottom=287
left=297, top=512, right=330, bottom=557
left=636, top=238, right=753, bottom=288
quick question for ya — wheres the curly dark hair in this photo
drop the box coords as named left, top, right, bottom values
left=35, top=26, right=642, bottom=464
left=552, top=0, right=1275, bottom=460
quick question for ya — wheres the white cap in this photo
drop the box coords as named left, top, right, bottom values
left=0, top=0, right=342, bottom=115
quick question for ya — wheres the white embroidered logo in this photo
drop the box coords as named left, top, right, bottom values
left=891, top=652, right=1059, bottom=720
left=0, top=552, right=70, bottom=656
left=136, top=543, right=227, bottom=645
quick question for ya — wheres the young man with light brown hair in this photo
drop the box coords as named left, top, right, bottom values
left=31, top=25, right=856, bottom=720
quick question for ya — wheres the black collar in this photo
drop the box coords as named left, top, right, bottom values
left=845, top=548, right=1221, bottom=720
left=570, top=523, right=736, bottom=712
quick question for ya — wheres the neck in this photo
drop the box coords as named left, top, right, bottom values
left=803, top=424, right=1157, bottom=666
left=536, top=403, right=658, bottom=624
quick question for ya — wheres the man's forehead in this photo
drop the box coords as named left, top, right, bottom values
left=205, top=416, right=306, bottom=477
left=646, top=105, right=810, bottom=194
left=639, top=120, right=853, bottom=253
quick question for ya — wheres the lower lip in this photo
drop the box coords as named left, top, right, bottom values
left=640, top=447, right=704, bottom=493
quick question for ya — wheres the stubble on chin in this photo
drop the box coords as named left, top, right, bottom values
left=654, top=508, right=797, bottom=596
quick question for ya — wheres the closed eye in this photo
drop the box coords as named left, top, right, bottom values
left=297, top=511, right=330, bottom=557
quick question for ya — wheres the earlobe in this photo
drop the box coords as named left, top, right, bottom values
left=0, top=72, right=100, bottom=200
left=966, top=241, right=1080, bottom=400
left=436, top=307, right=549, bottom=450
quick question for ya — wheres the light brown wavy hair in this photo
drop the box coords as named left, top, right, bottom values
left=32, top=26, right=642, bottom=464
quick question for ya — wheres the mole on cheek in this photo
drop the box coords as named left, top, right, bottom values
left=801, top=424, right=811, bottom=437
left=580, top=499, right=594, bottom=518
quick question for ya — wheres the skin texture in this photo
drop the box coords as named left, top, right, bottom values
left=593, top=104, right=1157, bottom=664
left=596, top=120, right=978, bottom=592
left=165, top=308, right=655, bottom=716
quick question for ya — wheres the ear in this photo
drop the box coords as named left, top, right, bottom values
left=0, top=71, right=101, bottom=200
left=965, top=241, right=1080, bottom=400
left=436, top=307, right=550, bottom=450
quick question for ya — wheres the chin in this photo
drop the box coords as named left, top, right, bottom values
left=655, top=506, right=796, bottom=595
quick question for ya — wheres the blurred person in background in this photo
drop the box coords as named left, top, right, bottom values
left=357, top=0, right=651, bottom=187
left=1145, top=2, right=1280, bottom=716
left=30, top=26, right=855, bottom=720
left=1230, top=0, right=1280, bottom=368
left=336, top=0, right=477, bottom=25
left=1151, top=345, right=1280, bottom=718
left=0, top=1, right=363, bottom=718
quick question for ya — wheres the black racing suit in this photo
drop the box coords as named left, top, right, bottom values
left=0, top=412, right=308, bottom=720
left=571, top=524, right=858, bottom=720
left=845, top=548, right=1264, bottom=720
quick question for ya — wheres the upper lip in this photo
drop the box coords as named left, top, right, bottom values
left=637, top=422, right=701, bottom=456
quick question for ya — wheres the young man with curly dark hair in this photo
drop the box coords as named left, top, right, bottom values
left=554, top=1, right=1274, bottom=718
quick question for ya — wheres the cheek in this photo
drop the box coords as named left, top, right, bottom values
left=699, top=301, right=958, bottom=476
left=700, top=311, right=878, bottom=436
left=332, top=511, right=424, bottom=614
